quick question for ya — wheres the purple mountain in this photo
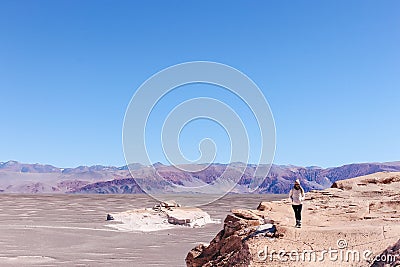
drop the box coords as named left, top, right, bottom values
left=1, top=160, right=399, bottom=194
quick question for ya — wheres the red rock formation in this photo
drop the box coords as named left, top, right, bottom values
left=186, top=209, right=277, bottom=267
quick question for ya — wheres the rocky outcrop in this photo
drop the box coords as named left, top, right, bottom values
left=166, top=208, right=214, bottom=227
left=186, top=208, right=278, bottom=267
left=186, top=172, right=400, bottom=267
left=106, top=201, right=219, bottom=232
left=256, top=201, right=273, bottom=211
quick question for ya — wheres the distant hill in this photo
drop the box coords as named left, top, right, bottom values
left=71, top=178, right=144, bottom=194
left=1, top=160, right=400, bottom=194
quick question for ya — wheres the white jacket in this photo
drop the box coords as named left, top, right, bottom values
left=289, top=187, right=305, bottom=205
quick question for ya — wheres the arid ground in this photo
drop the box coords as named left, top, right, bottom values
left=0, top=194, right=283, bottom=266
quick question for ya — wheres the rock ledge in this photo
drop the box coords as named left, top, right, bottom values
left=186, top=172, right=400, bottom=267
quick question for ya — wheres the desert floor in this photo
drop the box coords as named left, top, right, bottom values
left=0, top=193, right=284, bottom=266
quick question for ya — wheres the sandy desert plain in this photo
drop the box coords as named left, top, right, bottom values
left=0, top=193, right=283, bottom=266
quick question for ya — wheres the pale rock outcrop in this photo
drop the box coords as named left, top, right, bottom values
left=106, top=201, right=218, bottom=232
left=166, top=208, right=213, bottom=227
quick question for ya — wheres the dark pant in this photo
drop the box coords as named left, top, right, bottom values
left=292, top=204, right=302, bottom=221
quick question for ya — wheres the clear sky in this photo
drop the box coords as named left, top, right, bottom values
left=0, top=0, right=399, bottom=168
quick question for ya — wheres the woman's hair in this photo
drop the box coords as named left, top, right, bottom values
left=300, top=186, right=305, bottom=195
left=294, top=184, right=305, bottom=195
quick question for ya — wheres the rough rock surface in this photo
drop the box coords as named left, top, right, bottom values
left=166, top=207, right=214, bottom=227
left=106, top=202, right=218, bottom=232
left=185, top=210, right=276, bottom=267
left=186, top=172, right=400, bottom=267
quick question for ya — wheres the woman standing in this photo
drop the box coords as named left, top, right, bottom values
left=289, top=179, right=305, bottom=228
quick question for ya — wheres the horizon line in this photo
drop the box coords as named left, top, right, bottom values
left=1, top=159, right=400, bottom=170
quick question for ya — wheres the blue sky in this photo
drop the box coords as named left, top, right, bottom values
left=0, top=0, right=399, bottom=168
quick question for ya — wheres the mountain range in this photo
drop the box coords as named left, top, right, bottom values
left=1, top=160, right=400, bottom=194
